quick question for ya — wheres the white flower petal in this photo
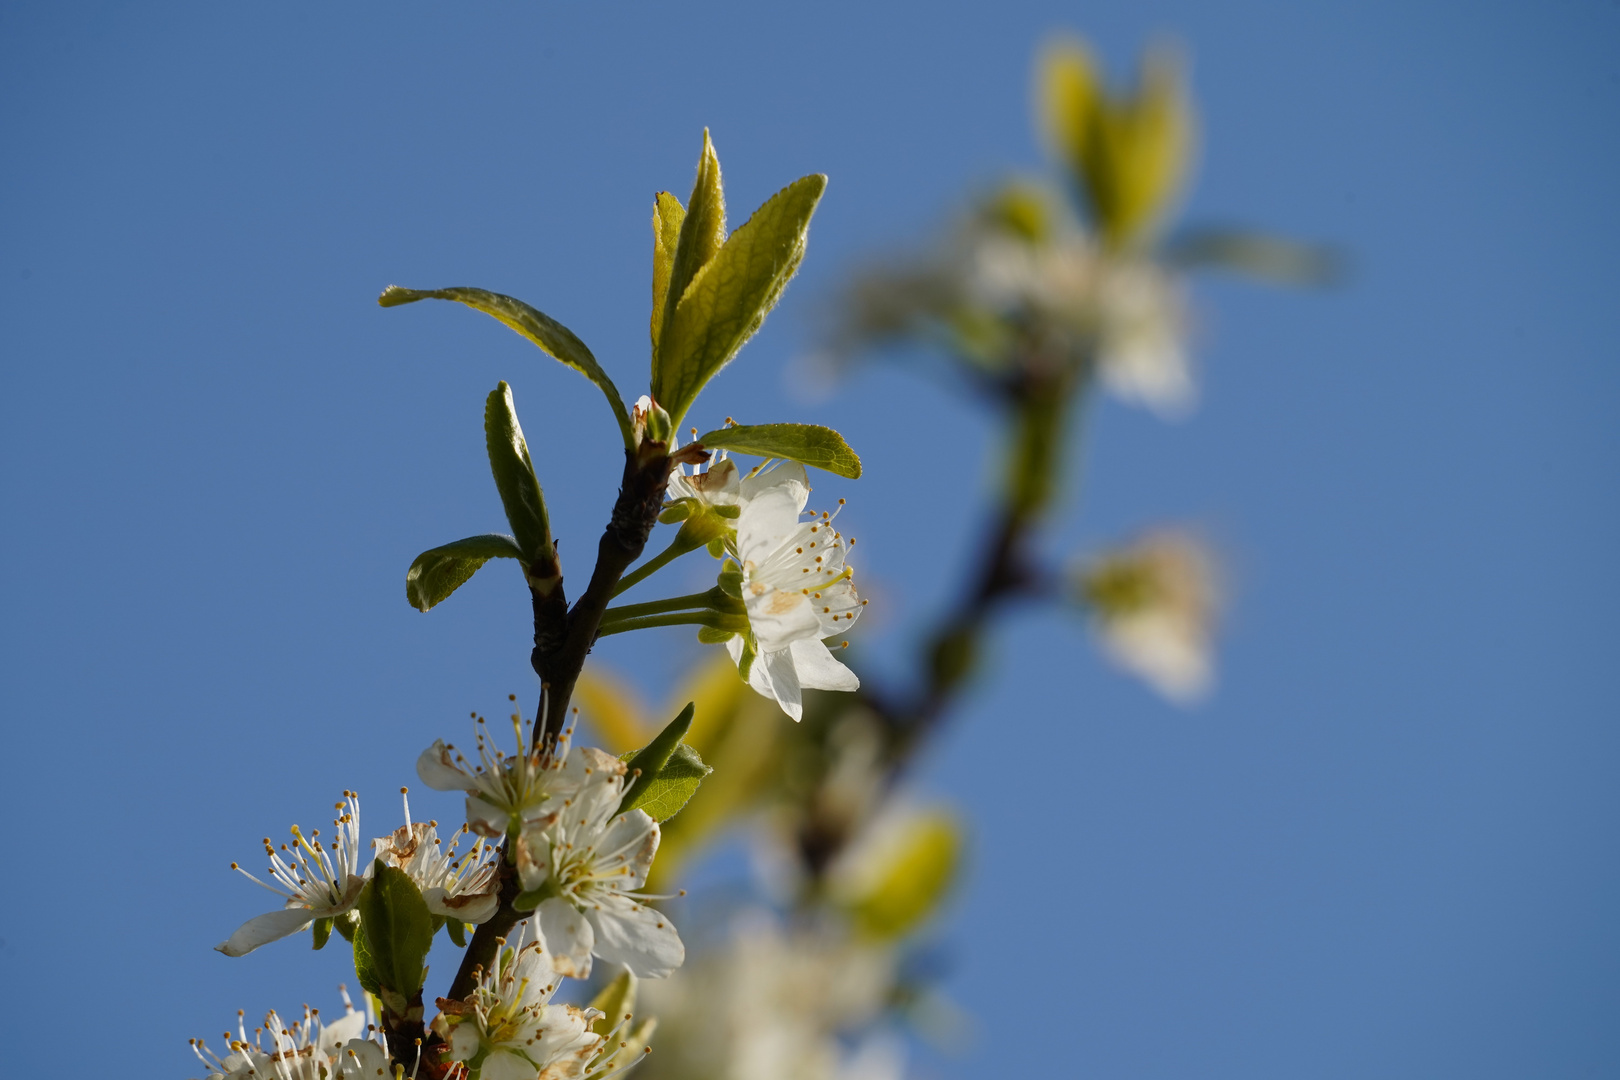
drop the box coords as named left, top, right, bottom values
left=595, top=811, right=659, bottom=891
left=585, top=894, right=685, bottom=979
left=338, top=1039, right=390, bottom=1079
left=464, top=794, right=510, bottom=838
left=482, top=1048, right=544, bottom=1080
left=416, top=740, right=471, bottom=791
left=787, top=638, right=860, bottom=691
left=537, top=896, right=595, bottom=979
left=424, top=885, right=500, bottom=925
left=745, top=585, right=822, bottom=654
left=756, top=646, right=805, bottom=721
left=215, top=907, right=315, bottom=957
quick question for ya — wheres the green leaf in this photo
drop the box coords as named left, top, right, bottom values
left=622, top=743, right=711, bottom=823
left=656, top=131, right=727, bottom=357
left=485, top=382, right=553, bottom=566
left=1163, top=228, right=1342, bottom=286
left=406, top=533, right=525, bottom=612
left=379, top=285, right=634, bottom=447
left=311, top=916, right=333, bottom=951
left=352, top=920, right=380, bottom=995
left=650, top=191, right=687, bottom=353
left=587, top=969, right=638, bottom=1037
left=618, top=703, right=714, bottom=822
left=652, top=172, right=827, bottom=426
left=357, top=861, right=434, bottom=1001
left=848, top=812, right=963, bottom=940
left=695, top=423, right=862, bottom=479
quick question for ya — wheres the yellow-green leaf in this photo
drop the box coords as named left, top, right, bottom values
left=485, top=382, right=553, bottom=566
left=650, top=191, right=687, bottom=352
left=696, top=422, right=862, bottom=479
left=1038, top=37, right=1101, bottom=192
left=406, top=533, right=525, bottom=612
left=653, top=173, right=827, bottom=425
left=379, top=285, right=634, bottom=447
left=656, top=131, right=728, bottom=359
left=847, top=811, right=963, bottom=940
left=588, top=970, right=637, bottom=1037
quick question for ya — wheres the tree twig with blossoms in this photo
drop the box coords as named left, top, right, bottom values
left=193, top=129, right=873, bottom=1079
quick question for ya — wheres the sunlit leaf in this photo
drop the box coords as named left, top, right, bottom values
left=357, top=861, right=434, bottom=1002
left=484, top=381, right=553, bottom=568
left=846, top=811, right=963, bottom=940
left=618, top=703, right=713, bottom=823
left=650, top=191, right=687, bottom=352
left=379, top=285, right=633, bottom=447
left=653, top=172, right=827, bottom=425
left=405, top=533, right=524, bottom=612
left=695, top=422, right=862, bottom=479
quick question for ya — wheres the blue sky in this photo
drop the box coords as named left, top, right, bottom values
left=2, top=2, right=1617, bottom=1077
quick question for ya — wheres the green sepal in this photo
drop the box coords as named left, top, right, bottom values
left=406, top=533, right=525, bottom=612
left=379, top=285, right=634, bottom=448
left=357, top=861, right=434, bottom=1003
left=715, top=504, right=741, bottom=519
left=618, top=703, right=713, bottom=822
left=333, top=910, right=359, bottom=942
left=706, top=538, right=726, bottom=557
left=735, top=633, right=758, bottom=684
left=311, top=916, right=334, bottom=951
left=445, top=918, right=468, bottom=949
left=696, top=625, right=735, bottom=644
left=716, top=562, right=743, bottom=599
left=485, top=382, right=554, bottom=567
left=695, top=423, right=862, bottom=479
left=673, top=506, right=735, bottom=550
left=659, top=500, right=694, bottom=524
left=652, top=170, right=827, bottom=426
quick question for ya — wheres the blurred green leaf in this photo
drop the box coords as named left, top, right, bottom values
left=696, top=422, right=862, bottom=479
left=848, top=813, right=963, bottom=940
left=405, top=533, right=524, bottom=612
left=653, top=172, right=827, bottom=425
left=650, top=191, right=688, bottom=352
left=588, top=969, right=638, bottom=1037
left=485, top=382, right=553, bottom=567
left=357, top=861, right=434, bottom=1003
left=1163, top=227, right=1342, bottom=285
left=379, top=285, right=633, bottom=446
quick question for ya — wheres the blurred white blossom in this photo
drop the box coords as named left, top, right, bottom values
left=1078, top=529, right=1220, bottom=702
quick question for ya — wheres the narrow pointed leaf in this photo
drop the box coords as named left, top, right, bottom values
left=380, top=285, right=633, bottom=447
left=621, top=743, right=711, bottom=823
left=485, top=382, right=553, bottom=565
left=656, top=131, right=726, bottom=356
left=695, top=423, right=861, bottom=479
left=653, top=173, right=827, bottom=425
left=618, top=703, right=713, bottom=822
left=406, top=533, right=525, bottom=612
left=650, top=192, right=687, bottom=352
left=1162, top=227, right=1343, bottom=285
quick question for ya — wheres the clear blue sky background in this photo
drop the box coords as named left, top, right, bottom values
left=2, top=3, right=1616, bottom=1077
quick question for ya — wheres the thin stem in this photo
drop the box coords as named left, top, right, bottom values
left=596, top=610, right=737, bottom=637
left=613, top=535, right=699, bottom=597
left=601, top=589, right=720, bottom=624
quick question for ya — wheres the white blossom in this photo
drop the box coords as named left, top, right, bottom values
left=189, top=990, right=381, bottom=1080
left=372, top=789, right=501, bottom=925
left=723, top=462, right=864, bottom=721
left=434, top=919, right=607, bottom=1080
left=1094, top=259, right=1193, bottom=419
left=417, top=701, right=581, bottom=839
left=515, top=746, right=683, bottom=980
left=217, top=793, right=370, bottom=957
left=638, top=911, right=900, bottom=1080
left=1079, top=529, right=1219, bottom=702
